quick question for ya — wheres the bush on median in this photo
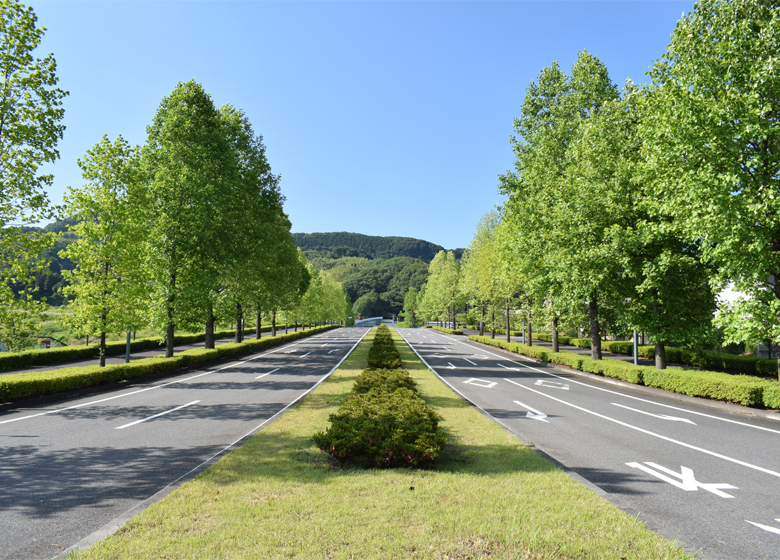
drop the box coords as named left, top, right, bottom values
left=431, top=326, right=463, bottom=335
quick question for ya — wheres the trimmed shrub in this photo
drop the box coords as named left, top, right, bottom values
left=580, top=358, right=647, bottom=385
left=762, top=383, right=780, bottom=410
left=367, top=326, right=402, bottom=369
left=532, top=333, right=573, bottom=345
left=312, top=388, right=445, bottom=467
left=432, top=326, right=463, bottom=335
left=642, top=367, right=767, bottom=407
left=548, top=352, right=585, bottom=370
left=570, top=338, right=592, bottom=349
left=0, top=325, right=337, bottom=403
left=352, top=368, right=417, bottom=395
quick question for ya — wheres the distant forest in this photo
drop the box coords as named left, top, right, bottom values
left=292, top=232, right=462, bottom=262
left=293, top=231, right=464, bottom=318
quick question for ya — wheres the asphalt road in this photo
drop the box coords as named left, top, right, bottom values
left=0, top=327, right=367, bottom=560
left=399, top=328, right=780, bottom=560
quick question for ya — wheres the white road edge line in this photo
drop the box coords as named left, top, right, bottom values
left=116, top=400, right=200, bottom=430
left=432, top=332, right=780, bottom=435
left=0, top=332, right=330, bottom=426
left=504, top=377, right=780, bottom=479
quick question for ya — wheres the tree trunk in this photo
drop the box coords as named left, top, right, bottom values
left=655, top=342, right=667, bottom=370
left=256, top=308, right=262, bottom=339
left=205, top=305, right=215, bottom=349
left=272, top=310, right=277, bottom=336
left=285, top=319, right=288, bottom=334
left=166, top=316, right=175, bottom=358
left=235, top=302, right=243, bottom=343
left=491, top=306, right=495, bottom=339
left=99, top=328, right=106, bottom=368
left=479, top=301, right=484, bottom=336
left=527, top=315, right=532, bottom=347
left=505, top=298, right=510, bottom=342
left=552, top=316, right=559, bottom=353
left=588, top=294, right=602, bottom=360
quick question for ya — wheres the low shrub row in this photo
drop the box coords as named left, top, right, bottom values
left=468, top=334, right=780, bottom=410
left=366, top=324, right=402, bottom=369
left=431, top=326, right=463, bottom=335
left=0, top=324, right=295, bottom=373
left=0, top=325, right=336, bottom=404
left=531, top=333, right=574, bottom=345
left=313, top=327, right=446, bottom=467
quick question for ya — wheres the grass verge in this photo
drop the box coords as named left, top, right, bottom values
left=72, top=327, right=692, bottom=560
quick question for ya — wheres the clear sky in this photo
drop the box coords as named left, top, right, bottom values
left=30, top=0, right=694, bottom=250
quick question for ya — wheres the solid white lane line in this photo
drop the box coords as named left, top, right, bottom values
left=437, top=333, right=780, bottom=435
left=255, top=368, right=280, bottom=379
left=463, top=358, right=477, bottom=365
left=504, top=378, right=780, bottom=479
left=115, top=401, right=200, bottom=430
left=612, top=403, right=696, bottom=425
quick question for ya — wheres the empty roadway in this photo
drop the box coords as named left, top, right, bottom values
left=0, top=327, right=367, bottom=560
left=399, top=327, right=780, bottom=560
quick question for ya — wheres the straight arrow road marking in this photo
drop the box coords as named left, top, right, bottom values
left=255, top=368, right=280, bottom=379
left=746, top=520, right=780, bottom=535
left=534, top=379, right=569, bottom=390
left=626, top=461, right=738, bottom=498
left=498, top=363, right=519, bottom=371
left=613, top=403, right=696, bottom=424
left=116, top=401, right=200, bottom=430
left=513, top=400, right=549, bottom=422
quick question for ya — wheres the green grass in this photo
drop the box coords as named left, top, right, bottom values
left=74, top=327, right=692, bottom=560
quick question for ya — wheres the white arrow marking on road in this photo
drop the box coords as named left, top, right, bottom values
left=255, top=368, right=280, bottom=379
left=328, top=349, right=338, bottom=354
left=447, top=362, right=456, bottom=369
left=429, top=353, right=449, bottom=358
left=613, top=403, right=696, bottom=425
left=497, top=363, right=520, bottom=371
left=534, top=379, right=569, bottom=390
left=746, top=520, right=780, bottom=536
left=470, top=354, right=489, bottom=360
left=626, top=462, right=738, bottom=498
left=513, top=400, right=549, bottom=423
left=463, top=378, right=497, bottom=389
left=116, top=401, right=200, bottom=430
left=463, top=358, right=477, bottom=365
left=321, top=343, right=329, bottom=347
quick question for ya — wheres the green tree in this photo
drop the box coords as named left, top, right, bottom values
left=643, top=0, right=779, bottom=373
left=0, top=0, right=67, bottom=349
left=61, top=135, right=145, bottom=366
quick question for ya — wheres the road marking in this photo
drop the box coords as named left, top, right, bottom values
left=613, top=403, right=696, bottom=425
left=498, top=363, right=519, bottom=371
left=429, top=353, right=449, bottom=358
left=463, top=358, right=477, bottom=365
left=447, top=362, right=456, bottom=369
left=328, top=349, right=338, bottom=354
left=255, top=368, right=280, bottom=379
left=534, top=379, right=569, bottom=390
left=300, top=352, right=311, bottom=358
left=746, top=520, right=780, bottom=535
left=470, top=354, right=489, bottom=360
left=445, top=335, right=780, bottom=435
left=513, top=400, right=549, bottom=422
left=116, top=401, right=200, bottom=430
left=321, top=343, right=329, bottom=347
left=626, top=462, right=738, bottom=498
left=505, top=378, right=780, bottom=479
left=464, top=378, right=497, bottom=389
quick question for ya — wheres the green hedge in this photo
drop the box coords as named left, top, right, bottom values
left=468, top=334, right=780, bottom=410
left=431, top=326, right=463, bottom=335
left=0, top=326, right=336, bottom=404
left=313, top=329, right=445, bottom=468
left=532, top=333, right=574, bottom=345
left=0, top=324, right=298, bottom=373
left=367, top=325, right=402, bottom=369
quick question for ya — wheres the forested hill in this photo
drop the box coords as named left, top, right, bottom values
left=293, top=232, right=454, bottom=262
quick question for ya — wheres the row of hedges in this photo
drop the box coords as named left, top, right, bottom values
left=468, top=335, right=780, bottom=410
left=0, top=325, right=336, bottom=404
left=367, top=324, right=402, bottom=369
left=313, top=327, right=446, bottom=467
left=530, top=334, right=777, bottom=378
left=431, top=326, right=463, bottom=335
left=0, top=324, right=294, bottom=372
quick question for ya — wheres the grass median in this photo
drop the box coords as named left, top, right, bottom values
left=72, top=327, right=692, bottom=560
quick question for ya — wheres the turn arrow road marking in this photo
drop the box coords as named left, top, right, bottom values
left=513, top=400, right=549, bottom=423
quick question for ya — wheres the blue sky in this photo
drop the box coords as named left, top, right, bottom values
left=31, top=0, right=694, bottom=250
